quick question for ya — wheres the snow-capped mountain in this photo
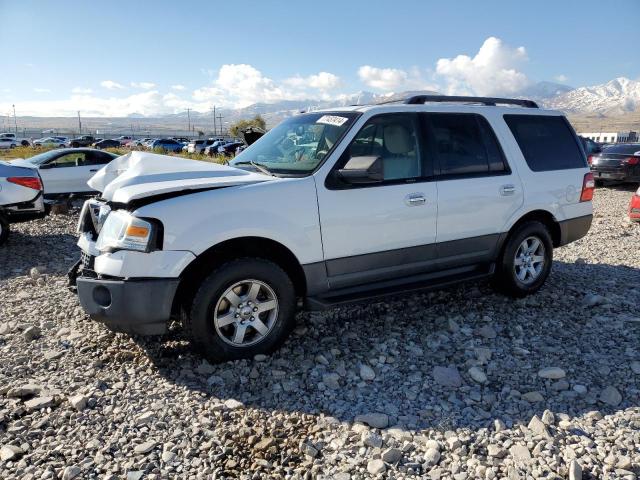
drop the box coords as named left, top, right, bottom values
left=544, top=77, right=640, bottom=114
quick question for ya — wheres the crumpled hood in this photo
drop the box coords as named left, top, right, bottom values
left=89, top=151, right=272, bottom=204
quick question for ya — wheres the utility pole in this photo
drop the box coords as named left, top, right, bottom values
left=213, top=105, right=216, bottom=136
left=12, top=104, right=17, bottom=134
left=217, top=113, right=223, bottom=136
left=77, top=111, right=82, bottom=135
left=186, top=108, right=191, bottom=135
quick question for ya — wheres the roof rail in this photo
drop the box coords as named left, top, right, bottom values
left=403, top=95, right=538, bottom=108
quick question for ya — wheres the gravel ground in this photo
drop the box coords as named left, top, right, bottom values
left=0, top=186, right=639, bottom=480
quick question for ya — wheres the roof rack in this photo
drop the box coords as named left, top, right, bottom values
left=403, top=95, right=538, bottom=108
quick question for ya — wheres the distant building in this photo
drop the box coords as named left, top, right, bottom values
left=579, top=131, right=637, bottom=143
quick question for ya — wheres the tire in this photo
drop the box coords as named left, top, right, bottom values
left=0, top=214, right=9, bottom=246
left=185, top=258, right=296, bottom=362
left=71, top=142, right=79, bottom=148
left=21, top=140, right=29, bottom=147
left=493, top=221, right=553, bottom=297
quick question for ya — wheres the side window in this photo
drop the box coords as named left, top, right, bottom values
left=87, top=152, right=113, bottom=165
left=51, top=153, right=86, bottom=168
left=344, top=113, right=423, bottom=181
left=504, top=115, right=586, bottom=171
left=428, top=113, right=507, bottom=177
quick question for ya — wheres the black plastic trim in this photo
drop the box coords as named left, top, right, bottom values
left=558, top=214, right=592, bottom=246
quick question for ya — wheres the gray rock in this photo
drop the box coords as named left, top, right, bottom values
left=354, top=412, right=389, bottom=429
left=433, top=366, right=462, bottom=388
left=24, top=395, right=54, bottom=410
left=61, top=466, right=82, bottom=480
left=322, top=373, right=341, bottom=390
left=134, top=441, right=156, bottom=454
left=162, top=450, right=177, bottom=463
left=381, top=447, right=402, bottom=463
left=569, top=459, right=582, bottom=480
left=0, top=445, right=24, bottom=461
left=487, top=444, right=506, bottom=458
left=301, top=442, right=319, bottom=458
left=424, top=448, right=441, bottom=466
left=599, top=386, right=622, bottom=406
left=367, top=459, right=386, bottom=475
left=573, top=384, right=588, bottom=394
left=359, top=364, right=376, bottom=381
left=23, top=325, right=42, bottom=341
left=254, top=437, right=276, bottom=451
left=224, top=398, right=243, bottom=410
left=68, top=394, right=88, bottom=411
left=195, top=361, right=215, bottom=375
left=538, top=367, right=566, bottom=379
left=509, top=444, right=531, bottom=463
left=522, top=391, right=544, bottom=403
left=362, top=431, right=383, bottom=448
left=135, top=411, right=156, bottom=426
left=468, top=366, right=487, bottom=384
left=476, top=325, right=497, bottom=339
left=6, top=383, right=41, bottom=398
left=630, top=361, right=640, bottom=375
left=528, top=415, right=551, bottom=437
left=541, top=409, right=555, bottom=425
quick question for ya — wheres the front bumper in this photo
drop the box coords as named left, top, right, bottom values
left=76, top=276, right=179, bottom=335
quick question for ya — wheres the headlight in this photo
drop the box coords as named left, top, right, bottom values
left=95, top=210, right=158, bottom=253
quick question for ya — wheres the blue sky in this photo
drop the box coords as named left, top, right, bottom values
left=1, top=0, right=638, bottom=116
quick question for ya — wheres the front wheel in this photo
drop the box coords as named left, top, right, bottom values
left=0, top=214, right=10, bottom=246
left=493, top=221, right=553, bottom=297
left=185, top=258, right=296, bottom=362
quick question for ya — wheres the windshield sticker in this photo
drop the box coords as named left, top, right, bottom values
left=316, top=115, right=349, bottom=127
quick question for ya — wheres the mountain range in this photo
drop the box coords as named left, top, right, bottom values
left=171, top=77, right=640, bottom=126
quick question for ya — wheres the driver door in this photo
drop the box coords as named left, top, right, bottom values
left=315, top=113, right=439, bottom=289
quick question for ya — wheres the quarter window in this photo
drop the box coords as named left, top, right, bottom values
left=504, top=114, right=586, bottom=171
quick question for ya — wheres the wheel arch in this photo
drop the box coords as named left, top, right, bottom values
left=498, top=209, right=561, bottom=257
left=173, top=236, right=307, bottom=315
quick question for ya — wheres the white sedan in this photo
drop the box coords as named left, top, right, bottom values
left=33, top=137, right=68, bottom=148
left=0, top=138, right=17, bottom=149
left=11, top=148, right=119, bottom=198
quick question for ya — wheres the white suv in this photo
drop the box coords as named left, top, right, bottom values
left=72, top=95, right=594, bottom=362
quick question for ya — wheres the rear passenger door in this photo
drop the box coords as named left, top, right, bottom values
left=426, top=113, right=523, bottom=267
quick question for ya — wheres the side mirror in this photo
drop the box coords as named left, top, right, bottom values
left=337, top=156, right=384, bottom=184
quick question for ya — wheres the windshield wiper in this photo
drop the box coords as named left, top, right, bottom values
left=234, top=160, right=276, bottom=177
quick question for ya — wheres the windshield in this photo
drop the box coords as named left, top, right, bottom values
left=230, top=111, right=359, bottom=174
left=23, top=150, right=65, bottom=165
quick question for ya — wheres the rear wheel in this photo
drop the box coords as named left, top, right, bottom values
left=493, top=221, right=553, bottom=297
left=0, top=214, right=10, bottom=246
left=185, top=258, right=296, bottom=362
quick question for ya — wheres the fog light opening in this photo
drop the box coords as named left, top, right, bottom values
left=93, top=286, right=112, bottom=308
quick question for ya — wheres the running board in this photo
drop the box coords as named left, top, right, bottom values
left=305, top=264, right=495, bottom=311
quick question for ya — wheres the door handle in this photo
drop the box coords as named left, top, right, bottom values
left=405, top=193, right=426, bottom=206
left=89, top=169, right=98, bottom=172
left=500, top=184, right=516, bottom=196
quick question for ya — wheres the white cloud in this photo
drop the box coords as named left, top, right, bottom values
left=194, top=64, right=342, bottom=108
left=131, top=81, right=156, bottom=90
left=171, top=84, right=186, bottom=91
left=358, top=66, right=408, bottom=90
left=100, top=80, right=125, bottom=90
left=554, top=74, right=569, bottom=83
left=435, top=37, right=529, bottom=96
left=34, top=88, right=51, bottom=93
left=72, top=87, right=93, bottom=94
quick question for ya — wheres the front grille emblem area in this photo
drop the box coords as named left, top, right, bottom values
left=89, top=201, right=110, bottom=234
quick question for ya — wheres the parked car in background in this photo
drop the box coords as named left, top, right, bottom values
left=203, top=140, right=231, bottom=156
left=127, top=138, right=151, bottom=148
left=589, top=143, right=640, bottom=183
left=629, top=187, right=640, bottom=222
left=94, top=139, right=121, bottom=149
left=69, top=135, right=96, bottom=148
left=0, top=160, right=46, bottom=245
left=241, top=127, right=265, bottom=146
left=114, top=136, right=133, bottom=145
left=0, top=138, right=17, bottom=149
left=172, top=137, right=190, bottom=143
left=71, top=96, right=594, bottom=362
left=187, top=139, right=215, bottom=154
left=150, top=138, right=184, bottom=152
left=579, top=136, right=602, bottom=160
left=34, top=137, right=68, bottom=148
left=217, top=141, right=243, bottom=157
left=10, top=148, right=119, bottom=198
left=0, top=132, right=31, bottom=147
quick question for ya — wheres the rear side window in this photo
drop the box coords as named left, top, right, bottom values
left=504, top=115, right=586, bottom=171
left=428, top=113, right=509, bottom=177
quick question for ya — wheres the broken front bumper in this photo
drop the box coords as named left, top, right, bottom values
left=75, top=276, right=179, bottom=335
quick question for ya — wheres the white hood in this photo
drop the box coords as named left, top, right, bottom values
left=90, top=151, right=272, bottom=204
